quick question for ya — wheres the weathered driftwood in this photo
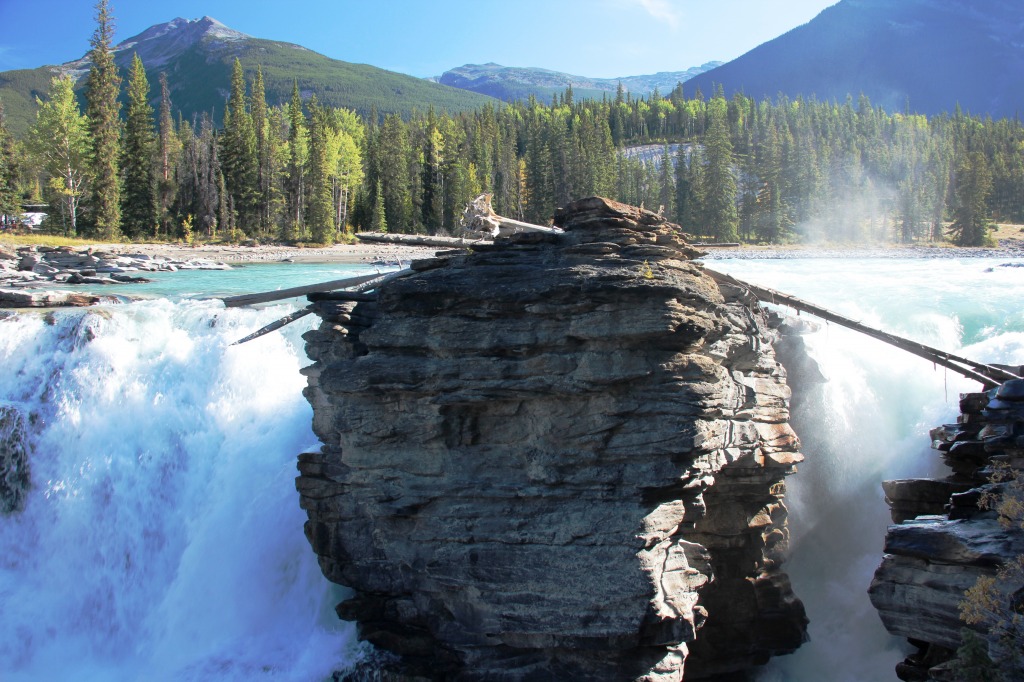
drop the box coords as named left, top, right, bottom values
left=460, top=193, right=564, bottom=239
left=355, top=232, right=490, bottom=249
left=221, top=273, right=385, bottom=308
left=230, top=307, right=314, bottom=346
left=704, top=267, right=1020, bottom=388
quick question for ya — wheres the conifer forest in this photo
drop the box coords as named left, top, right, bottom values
left=4, top=45, right=1024, bottom=248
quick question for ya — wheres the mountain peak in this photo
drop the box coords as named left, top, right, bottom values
left=111, top=16, right=249, bottom=66
left=59, top=16, right=251, bottom=77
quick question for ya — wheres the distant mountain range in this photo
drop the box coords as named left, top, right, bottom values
left=0, top=16, right=497, bottom=137
left=433, top=62, right=724, bottom=103
left=685, top=0, right=1024, bottom=117
left=3, top=2, right=1022, bottom=139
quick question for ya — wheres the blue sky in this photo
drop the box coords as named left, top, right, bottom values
left=0, top=0, right=838, bottom=77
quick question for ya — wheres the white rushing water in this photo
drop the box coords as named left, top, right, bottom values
left=1, top=257, right=1022, bottom=681
left=706, top=257, right=1024, bottom=682
left=0, top=299, right=358, bottom=681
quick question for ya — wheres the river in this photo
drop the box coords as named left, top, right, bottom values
left=1, top=256, right=1022, bottom=681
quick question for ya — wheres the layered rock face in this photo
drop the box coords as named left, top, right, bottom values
left=869, top=376, right=1024, bottom=680
left=298, top=197, right=807, bottom=680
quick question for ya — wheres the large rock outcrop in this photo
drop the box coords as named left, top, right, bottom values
left=869, top=376, right=1024, bottom=680
left=297, top=197, right=808, bottom=680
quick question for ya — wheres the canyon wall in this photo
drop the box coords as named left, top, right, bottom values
left=297, top=198, right=808, bottom=680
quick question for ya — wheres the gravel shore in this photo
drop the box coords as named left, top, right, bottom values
left=98, top=242, right=439, bottom=265
left=48, top=237, right=1024, bottom=265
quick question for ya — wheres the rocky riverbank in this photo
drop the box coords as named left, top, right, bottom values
left=0, top=244, right=234, bottom=306
left=869, top=375, right=1024, bottom=680
left=0, top=244, right=232, bottom=285
left=297, top=197, right=808, bottom=680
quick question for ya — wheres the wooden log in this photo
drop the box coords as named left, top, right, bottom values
left=221, top=272, right=384, bottom=307
left=231, top=307, right=314, bottom=345
left=704, top=267, right=1019, bottom=388
left=355, top=232, right=489, bottom=249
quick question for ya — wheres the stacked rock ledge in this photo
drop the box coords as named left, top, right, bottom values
left=297, top=197, right=808, bottom=680
left=869, top=374, right=1024, bottom=681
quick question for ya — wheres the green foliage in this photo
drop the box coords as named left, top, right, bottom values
left=958, top=465, right=1024, bottom=679
left=305, top=96, right=335, bottom=244
left=220, top=58, right=258, bottom=233
left=27, top=75, right=91, bottom=236
left=0, top=100, right=22, bottom=222
left=180, top=213, right=193, bottom=244
left=949, top=151, right=995, bottom=247
left=85, top=0, right=122, bottom=240
left=121, top=53, right=157, bottom=239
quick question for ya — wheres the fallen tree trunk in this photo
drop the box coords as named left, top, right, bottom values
left=704, top=267, right=1019, bottom=388
left=355, top=232, right=490, bottom=249
left=460, top=194, right=564, bottom=239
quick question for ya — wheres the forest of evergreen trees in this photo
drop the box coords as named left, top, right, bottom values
left=2, top=4, right=1023, bottom=248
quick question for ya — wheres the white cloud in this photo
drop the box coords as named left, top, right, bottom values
left=626, top=0, right=682, bottom=29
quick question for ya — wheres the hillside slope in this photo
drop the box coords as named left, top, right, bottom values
left=0, top=17, right=497, bottom=137
left=684, top=0, right=1024, bottom=117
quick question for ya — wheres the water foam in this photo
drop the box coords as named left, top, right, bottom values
left=708, top=257, right=1024, bottom=681
left=0, top=300, right=358, bottom=681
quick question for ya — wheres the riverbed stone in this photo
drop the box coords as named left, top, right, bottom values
left=0, top=404, right=30, bottom=514
left=298, top=197, right=807, bottom=680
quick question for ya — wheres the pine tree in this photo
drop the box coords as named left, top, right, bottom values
left=0, top=100, right=22, bottom=227
left=121, top=54, right=158, bottom=239
left=421, top=108, right=444, bottom=233
left=949, top=151, right=993, bottom=247
left=702, top=96, right=739, bottom=242
left=370, top=182, right=387, bottom=232
left=28, top=75, right=92, bottom=236
left=377, top=113, right=412, bottom=232
left=306, top=96, right=335, bottom=244
left=250, top=65, right=271, bottom=236
left=284, top=80, right=307, bottom=240
left=196, top=113, right=220, bottom=238
left=156, top=73, right=179, bottom=239
left=220, top=58, right=258, bottom=234
left=85, top=0, right=122, bottom=239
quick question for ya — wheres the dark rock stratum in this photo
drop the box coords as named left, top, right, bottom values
left=297, top=197, right=808, bottom=680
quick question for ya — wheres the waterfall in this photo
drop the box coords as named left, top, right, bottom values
left=0, top=299, right=359, bottom=681
left=707, top=257, right=1024, bottom=681
left=1, top=256, right=1022, bottom=680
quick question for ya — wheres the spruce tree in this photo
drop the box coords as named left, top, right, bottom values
left=702, top=96, right=739, bottom=242
left=121, top=54, right=157, bottom=239
left=0, top=100, right=21, bottom=227
left=156, top=73, right=179, bottom=239
left=284, top=80, right=307, bottom=240
left=370, top=182, right=387, bottom=233
left=86, top=0, right=122, bottom=239
left=949, top=151, right=993, bottom=247
left=220, top=58, right=257, bottom=234
left=306, top=96, right=335, bottom=244
left=250, top=65, right=270, bottom=236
